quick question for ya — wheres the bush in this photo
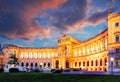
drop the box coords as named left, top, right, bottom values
left=0, top=67, right=4, bottom=73
left=72, top=69, right=79, bottom=71
left=51, top=69, right=56, bottom=72
left=34, top=69, right=39, bottom=72
left=9, top=68, right=19, bottom=72
left=63, top=69, right=71, bottom=72
left=52, top=69, right=63, bottom=73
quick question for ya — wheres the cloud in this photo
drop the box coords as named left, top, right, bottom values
left=0, top=0, right=120, bottom=43
left=87, top=0, right=120, bottom=25
left=42, top=0, right=120, bottom=34
left=0, top=0, right=67, bottom=41
left=49, top=0, right=88, bottom=33
left=87, top=10, right=108, bottom=24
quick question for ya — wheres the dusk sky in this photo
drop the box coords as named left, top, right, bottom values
left=0, top=0, right=120, bottom=48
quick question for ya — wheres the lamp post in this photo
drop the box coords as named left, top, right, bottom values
left=110, top=57, right=114, bottom=75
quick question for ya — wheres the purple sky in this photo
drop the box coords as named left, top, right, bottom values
left=0, top=0, right=120, bottom=47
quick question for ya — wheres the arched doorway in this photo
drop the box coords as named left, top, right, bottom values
left=48, top=63, right=50, bottom=67
left=55, top=60, right=59, bottom=68
left=21, top=62, right=24, bottom=67
left=35, top=63, right=38, bottom=67
left=30, top=63, right=33, bottom=67
left=26, top=62, right=29, bottom=67
left=43, top=63, right=46, bottom=67
left=66, top=60, right=69, bottom=68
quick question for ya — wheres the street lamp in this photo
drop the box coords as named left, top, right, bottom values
left=110, top=57, right=114, bottom=75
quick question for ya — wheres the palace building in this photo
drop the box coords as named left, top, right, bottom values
left=0, top=12, right=120, bottom=72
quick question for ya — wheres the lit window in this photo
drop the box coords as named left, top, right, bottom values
left=116, top=35, right=119, bottom=42
left=115, top=23, right=119, bottom=27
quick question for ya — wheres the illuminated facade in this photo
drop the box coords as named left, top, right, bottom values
left=1, top=13, right=120, bottom=71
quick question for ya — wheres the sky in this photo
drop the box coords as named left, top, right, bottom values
left=0, top=0, right=120, bottom=48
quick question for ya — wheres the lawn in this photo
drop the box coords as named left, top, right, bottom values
left=0, top=72, right=120, bottom=82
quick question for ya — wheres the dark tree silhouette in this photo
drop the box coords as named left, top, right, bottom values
left=7, top=53, right=18, bottom=65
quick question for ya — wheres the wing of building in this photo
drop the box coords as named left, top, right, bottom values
left=1, top=12, right=120, bottom=72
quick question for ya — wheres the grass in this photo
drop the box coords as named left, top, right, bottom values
left=0, top=72, right=120, bottom=82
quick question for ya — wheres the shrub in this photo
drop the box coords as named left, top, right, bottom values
left=72, top=69, right=79, bottom=71
left=63, top=69, right=71, bottom=72
left=52, top=69, right=63, bottom=73
left=34, top=69, right=39, bottom=72
left=51, top=69, right=56, bottom=72
left=9, top=68, right=19, bottom=72
left=0, top=67, right=4, bottom=73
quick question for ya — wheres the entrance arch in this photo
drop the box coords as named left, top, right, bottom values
left=55, top=60, right=59, bottom=68
left=66, top=60, right=69, bottom=68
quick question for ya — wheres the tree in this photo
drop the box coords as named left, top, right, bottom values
left=7, top=53, right=19, bottom=66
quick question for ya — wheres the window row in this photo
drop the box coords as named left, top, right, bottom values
left=21, top=62, right=51, bottom=67
left=74, top=58, right=107, bottom=67
left=74, top=43, right=107, bottom=56
left=74, top=38, right=108, bottom=56
left=20, top=53, right=58, bottom=59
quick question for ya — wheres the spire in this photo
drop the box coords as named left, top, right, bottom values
left=108, top=0, right=115, bottom=15
left=108, top=6, right=112, bottom=14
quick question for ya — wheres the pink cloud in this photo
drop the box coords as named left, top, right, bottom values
left=0, top=0, right=67, bottom=41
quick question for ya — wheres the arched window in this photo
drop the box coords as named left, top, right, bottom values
left=21, top=62, right=24, bottom=67
left=104, top=58, right=107, bottom=66
left=31, top=63, right=33, bottom=67
left=87, top=61, right=89, bottom=66
left=48, top=63, right=50, bottom=67
left=100, top=59, right=102, bottom=66
left=26, top=62, right=29, bottom=67
left=91, top=60, right=93, bottom=66
left=44, top=63, right=46, bottom=67
left=35, top=63, right=38, bottom=67
left=83, top=61, right=85, bottom=66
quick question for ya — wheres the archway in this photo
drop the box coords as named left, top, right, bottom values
left=55, top=60, right=59, bottom=68
left=66, top=60, right=69, bottom=68
left=87, top=61, right=89, bottom=67
left=104, top=57, right=107, bottom=66
left=100, top=59, right=102, bottom=66
left=48, top=63, right=50, bottom=67
left=26, top=62, right=29, bottom=67
left=91, top=60, right=93, bottom=66
left=43, top=63, right=46, bottom=67
left=21, top=62, right=24, bottom=67
left=30, top=63, right=33, bottom=67
left=35, top=63, right=38, bottom=67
